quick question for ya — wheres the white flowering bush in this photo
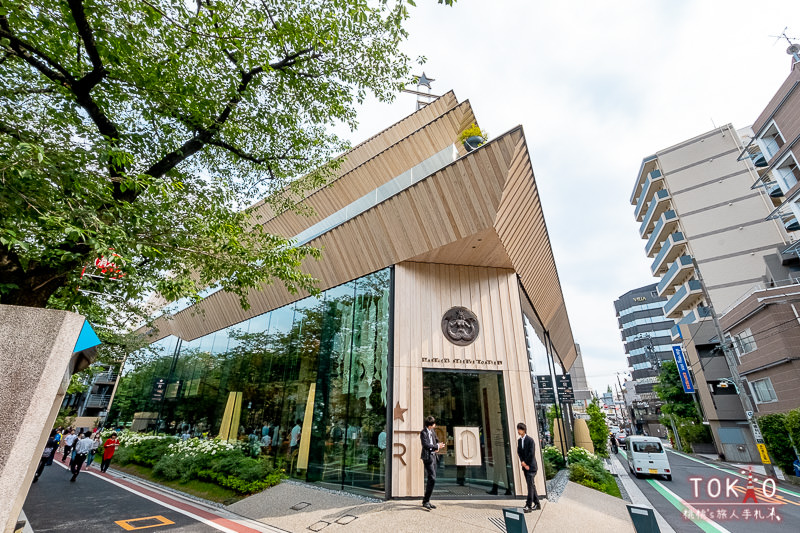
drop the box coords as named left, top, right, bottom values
left=567, top=446, right=598, bottom=464
left=165, top=438, right=245, bottom=458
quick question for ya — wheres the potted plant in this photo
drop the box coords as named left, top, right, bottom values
left=458, top=123, right=488, bottom=152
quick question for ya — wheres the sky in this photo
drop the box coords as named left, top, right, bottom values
left=335, top=0, right=800, bottom=394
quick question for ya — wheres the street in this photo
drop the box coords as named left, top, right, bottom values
left=616, top=448, right=800, bottom=533
left=23, top=458, right=275, bottom=533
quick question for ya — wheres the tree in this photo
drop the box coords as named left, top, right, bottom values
left=586, top=398, right=609, bottom=458
left=0, top=0, right=451, bottom=327
left=653, top=361, right=700, bottom=421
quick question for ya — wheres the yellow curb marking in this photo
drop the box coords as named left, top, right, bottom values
left=115, top=516, right=175, bottom=530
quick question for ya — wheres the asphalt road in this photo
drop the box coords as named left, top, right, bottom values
left=616, top=448, right=800, bottom=533
left=24, top=460, right=232, bottom=533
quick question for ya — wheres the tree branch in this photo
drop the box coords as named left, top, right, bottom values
left=208, top=140, right=305, bottom=165
left=0, top=15, right=74, bottom=85
left=67, top=0, right=107, bottom=92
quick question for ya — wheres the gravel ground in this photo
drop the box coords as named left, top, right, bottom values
left=545, top=469, right=569, bottom=503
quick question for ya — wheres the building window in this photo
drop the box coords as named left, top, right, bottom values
left=115, top=268, right=392, bottom=495
left=732, top=328, right=757, bottom=356
left=758, top=122, right=785, bottom=160
left=749, top=378, right=778, bottom=404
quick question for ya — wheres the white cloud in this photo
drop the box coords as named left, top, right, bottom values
left=340, top=0, right=800, bottom=393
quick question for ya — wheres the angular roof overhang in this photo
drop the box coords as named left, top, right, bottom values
left=151, top=126, right=578, bottom=369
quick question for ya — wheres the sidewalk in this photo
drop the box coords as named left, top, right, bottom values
left=228, top=479, right=635, bottom=532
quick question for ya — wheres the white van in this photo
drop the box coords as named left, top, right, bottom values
left=627, top=436, right=672, bottom=481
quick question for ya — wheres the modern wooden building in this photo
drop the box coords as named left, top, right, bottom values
left=120, top=93, right=577, bottom=500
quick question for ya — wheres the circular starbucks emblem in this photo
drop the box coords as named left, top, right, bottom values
left=441, top=307, right=480, bottom=346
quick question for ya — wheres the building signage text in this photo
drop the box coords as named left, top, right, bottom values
left=672, top=346, right=695, bottom=393
left=421, top=355, right=502, bottom=366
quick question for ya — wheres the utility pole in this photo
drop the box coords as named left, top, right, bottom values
left=691, top=259, right=777, bottom=477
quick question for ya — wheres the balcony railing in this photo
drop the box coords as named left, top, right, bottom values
left=670, top=305, right=711, bottom=339
left=645, top=210, right=678, bottom=257
left=634, top=169, right=663, bottom=221
left=651, top=231, right=686, bottom=276
left=93, top=371, right=118, bottom=384
left=657, top=255, right=694, bottom=296
left=86, top=393, right=111, bottom=409
left=664, top=280, right=703, bottom=318
left=639, top=189, right=671, bottom=237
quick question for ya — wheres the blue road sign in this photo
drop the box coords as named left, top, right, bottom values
left=672, top=346, right=695, bottom=393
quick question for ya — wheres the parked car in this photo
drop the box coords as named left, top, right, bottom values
left=627, top=436, right=671, bottom=481
left=615, top=431, right=627, bottom=449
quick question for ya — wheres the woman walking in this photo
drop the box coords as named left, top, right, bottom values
left=100, top=432, right=120, bottom=473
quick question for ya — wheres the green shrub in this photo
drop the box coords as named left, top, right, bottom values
left=152, top=454, right=182, bottom=481
left=678, top=421, right=711, bottom=445
left=113, top=445, right=133, bottom=466
left=566, top=445, right=619, bottom=498
left=544, top=459, right=556, bottom=480
left=758, top=413, right=797, bottom=476
left=543, top=445, right=566, bottom=470
left=129, top=437, right=178, bottom=466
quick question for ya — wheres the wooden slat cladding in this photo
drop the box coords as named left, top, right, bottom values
left=495, top=135, right=578, bottom=368
left=152, top=124, right=578, bottom=373
left=255, top=101, right=476, bottom=239
left=249, top=92, right=462, bottom=222
left=391, top=262, right=545, bottom=498
left=152, top=129, right=521, bottom=341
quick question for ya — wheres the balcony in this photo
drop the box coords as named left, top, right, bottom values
left=768, top=183, right=784, bottom=198
left=664, top=280, right=704, bottom=319
left=85, top=393, right=111, bottom=409
left=786, top=217, right=800, bottom=232
left=634, top=169, right=664, bottom=221
left=651, top=232, right=686, bottom=276
left=670, top=306, right=711, bottom=340
left=639, top=189, right=671, bottom=238
left=645, top=210, right=678, bottom=257
left=657, top=255, right=694, bottom=296
left=93, top=371, right=118, bottom=385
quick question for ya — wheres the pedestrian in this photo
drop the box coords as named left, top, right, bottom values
left=516, top=422, right=541, bottom=512
left=100, top=432, right=120, bottom=473
left=289, top=420, right=302, bottom=455
left=32, top=429, right=59, bottom=483
left=61, top=429, right=77, bottom=462
left=419, top=416, right=444, bottom=511
left=70, top=432, right=94, bottom=482
left=85, top=434, right=101, bottom=469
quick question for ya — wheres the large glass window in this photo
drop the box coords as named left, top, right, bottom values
left=113, top=268, right=392, bottom=495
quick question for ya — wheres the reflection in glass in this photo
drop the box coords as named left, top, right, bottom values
left=113, top=268, right=391, bottom=495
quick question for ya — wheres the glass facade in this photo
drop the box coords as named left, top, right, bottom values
left=113, top=268, right=392, bottom=495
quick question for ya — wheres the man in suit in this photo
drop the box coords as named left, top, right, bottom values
left=420, top=416, right=444, bottom=510
left=516, top=422, right=541, bottom=512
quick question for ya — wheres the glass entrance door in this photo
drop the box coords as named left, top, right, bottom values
left=422, top=370, right=515, bottom=497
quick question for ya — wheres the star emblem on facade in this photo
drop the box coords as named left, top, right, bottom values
left=417, top=72, right=435, bottom=89
left=393, top=401, right=408, bottom=422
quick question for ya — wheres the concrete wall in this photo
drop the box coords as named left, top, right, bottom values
left=658, top=126, right=788, bottom=312
left=0, top=305, right=85, bottom=533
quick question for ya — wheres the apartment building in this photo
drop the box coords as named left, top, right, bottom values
left=613, top=284, right=675, bottom=436
left=630, top=125, right=789, bottom=458
left=719, top=54, right=800, bottom=415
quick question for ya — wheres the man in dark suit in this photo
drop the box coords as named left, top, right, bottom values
left=516, top=422, right=541, bottom=512
left=420, top=416, right=444, bottom=510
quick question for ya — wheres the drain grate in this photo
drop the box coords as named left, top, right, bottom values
left=335, top=515, right=357, bottom=525
left=488, top=517, right=506, bottom=532
left=308, top=520, right=330, bottom=531
left=291, top=502, right=311, bottom=511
